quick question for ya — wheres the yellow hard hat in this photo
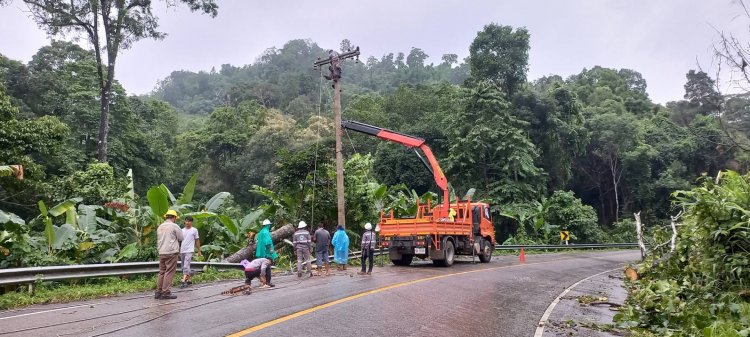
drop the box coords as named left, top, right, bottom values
left=164, top=209, right=179, bottom=219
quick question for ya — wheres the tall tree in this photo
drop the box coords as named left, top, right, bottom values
left=579, top=113, right=642, bottom=223
left=406, top=48, right=428, bottom=68
left=339, top=39, right=353, bottom=53
left=515, top=84, right=588, bottom=190
left=441, top=54, right=458, bottom=67
left=468, top=23, right=530, bottom=97
left=684, top=70, right=722, bottom=115
left=568, top=67, right=652, bottom=115
left=446, top=81, right=544, bottom=204
left=0, top=85, right=69, bottom=218
left=2, top=0, right=218, bottom=162
left=24, top=41, right=100, bottom=161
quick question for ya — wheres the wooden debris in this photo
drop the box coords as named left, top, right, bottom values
left=221, top=284, right=251, bottom=296
left=625, top=266, right=639, bottom=281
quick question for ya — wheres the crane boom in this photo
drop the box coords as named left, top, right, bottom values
left=342, top=120, right=449, bottom=216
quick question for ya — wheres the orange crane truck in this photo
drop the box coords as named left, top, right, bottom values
left=342, top=120, right=496, bottom=267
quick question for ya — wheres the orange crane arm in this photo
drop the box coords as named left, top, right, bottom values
left=342, top=120, right=450, bottom=217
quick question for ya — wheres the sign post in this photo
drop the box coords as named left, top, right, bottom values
left=560, top=231, right=570, bottom=245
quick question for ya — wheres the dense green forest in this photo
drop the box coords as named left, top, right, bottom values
left=1, top=23, right=749, bottom=268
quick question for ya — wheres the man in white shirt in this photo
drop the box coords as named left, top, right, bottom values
left=180, top=215, right=201, bottom=288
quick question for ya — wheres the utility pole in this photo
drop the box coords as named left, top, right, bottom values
left=314, top=47, right=360, bottom=229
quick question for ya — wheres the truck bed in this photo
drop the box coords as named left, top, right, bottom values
left=379, top=218, right=473, bottom=237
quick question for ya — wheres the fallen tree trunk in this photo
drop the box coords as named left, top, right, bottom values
left=223, top=224, right=295, bottom=263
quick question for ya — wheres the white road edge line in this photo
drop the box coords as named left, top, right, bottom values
left=533, top=267, right=622, bottom=337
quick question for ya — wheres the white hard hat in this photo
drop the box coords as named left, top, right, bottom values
left=364, top=223, right=372, bottom=230
left=298, top=221, right=307, bottom=229
left=262, top=219, right=271, bottom=226
left=375, top=224, right=381, bottom=232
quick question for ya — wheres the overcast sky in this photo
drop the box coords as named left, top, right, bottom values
left=0, top=0, right=747, bottom=103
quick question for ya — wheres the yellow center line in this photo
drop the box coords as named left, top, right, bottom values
left=226, top=257, right=576, bottom=337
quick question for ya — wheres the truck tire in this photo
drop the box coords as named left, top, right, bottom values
left=392, top=254, right=413, bottom=266
left=478, top=239, right=493, bottom=263
left=433, top=241, right=455, bottom=267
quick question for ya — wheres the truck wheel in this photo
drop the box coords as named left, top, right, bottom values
left=478, top=239, right=493, bottom=263
left=433, top=241, right=455, bottom=267
left=392, top=254, right=413, bottom=266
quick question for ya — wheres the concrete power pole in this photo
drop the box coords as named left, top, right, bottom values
left=314, top=47, right=360, bottom=229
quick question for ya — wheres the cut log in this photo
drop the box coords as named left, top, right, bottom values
left=625, top=266, right=639, bottom=281
left=223, top=224, right=295, bottom=263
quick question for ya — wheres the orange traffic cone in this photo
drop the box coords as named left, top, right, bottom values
left=519, top=247, right=526, bottom=263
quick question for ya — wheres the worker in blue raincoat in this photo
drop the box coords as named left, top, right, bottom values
left=331, top=225, right=349, bottom=270
left=255, top=219, right=278, bottom=260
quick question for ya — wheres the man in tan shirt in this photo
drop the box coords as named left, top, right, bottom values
left=155, top=210, right=183, bottom=299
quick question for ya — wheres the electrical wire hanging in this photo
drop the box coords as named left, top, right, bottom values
left=310, top=68, right=326, bottom=226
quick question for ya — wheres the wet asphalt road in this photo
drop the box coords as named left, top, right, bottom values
left=0, top=250, right=639, bottom=337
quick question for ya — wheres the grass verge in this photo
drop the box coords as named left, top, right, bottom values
left=0, top=267, right=242, bottom=310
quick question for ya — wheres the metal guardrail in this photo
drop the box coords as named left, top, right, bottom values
left=0, top=261, right=243, bottom=287
left=0, top=250, right=377, bottom=287
left=0, top=243, right=637, bottom=286
left=494, top=243, right=639, bottom=250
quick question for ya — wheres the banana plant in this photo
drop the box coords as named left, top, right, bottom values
left=0, top=209, right=25, bottom=257
left=184, top=208, right=265, bottom=260
left=501, top=198, right=559, bottom=244
left=36, top=199, right=83, bottom=253
left=250, top=185, right=302, bottom=226
left=382, top=184, right=437, bottom=217
left=531, top=197, right=559, bottom=243
left=146, top=174, right=231, bottom=220
left=373, top=183, right=388, bottom=213
left=101, top=242, right=138, bottom=263
left=218, top=209, right=265, bottom=252
left=0, top=209, right=24, bottom=231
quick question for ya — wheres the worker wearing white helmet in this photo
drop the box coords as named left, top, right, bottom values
left=293, top=220, right=313, bottom=278
left=359, top=222, right=377, bottom=275
left=255, top=219, right=277, bottom=261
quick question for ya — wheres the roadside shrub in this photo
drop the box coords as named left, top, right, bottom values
left=546, top=190, right=602, bottom=243
left=616, top=171, right=750, bottom=336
